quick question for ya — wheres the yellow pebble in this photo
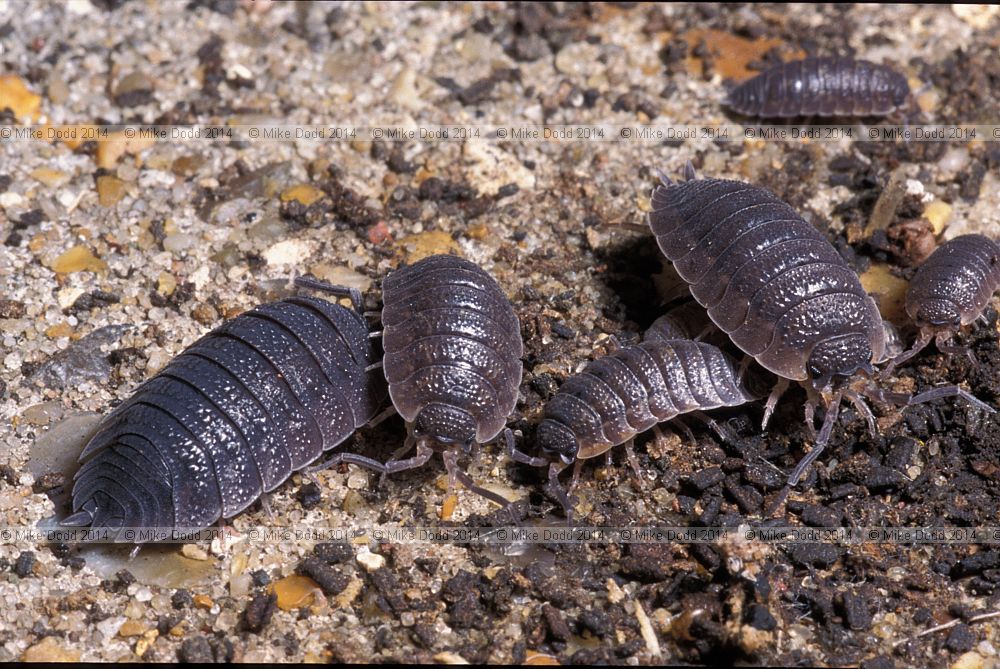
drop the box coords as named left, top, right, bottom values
left=30, top=168, right=70, bottom=187
left=859, top=264, right=909, bottom=325
left=440, top=493, right=458, bottom=520
left=96, top=175, right=127, bottom=207
left=280, top=184, right=326, bottom=207
left=192, top=594, right=214, bottom=610
left=269, top=574, right=322, bottom=611
left=397, top=231, right=460, bottom=263
left=466, top=223, right=489, bottom=240
left=923, top=200, right=952, bottom=235
left=49, top=246, right=108, bottom=274
left=118, top=620, right=146, bottom=637
left=45, top=322, right=73, bottom=339
left=21, top=637, right=80, bottom=663
left=157, top=272, right=177, bottom=297
left=0, top=74, right=42, bottom=122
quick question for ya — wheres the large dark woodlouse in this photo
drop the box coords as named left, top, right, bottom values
left=65, top=292, right=385, bottom=538
left=510, top=321, right=768, bottom=508
left=726, top=57, right=910, bottom=118
left=645, top=165, right=993, bottom=503
left=892, top=234, right=1000, bottom=367
left=313, top=254, right=524, bottom=508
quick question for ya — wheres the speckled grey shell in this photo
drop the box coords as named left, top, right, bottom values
left=69, top=297, right=385, bottom=533
left=380, top=254, right=523, bottom=443
left=726, top=57, right=910, bottom=118
left=648, top=176, right=885, bottom=381
left=539, top=339, right=758, bottom=459
left=906, top=234, right=1000, bottom=328
left=643, top=302, right=714, bottom=343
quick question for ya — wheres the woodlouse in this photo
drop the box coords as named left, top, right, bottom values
left=315, top=254, right=524, bottom=507
left=646, top=165, right=992, bottom=500
left=892, top=234, right=1000, bottom=367
left=726, top=57, right=910, bottom=118
left=65, top=292, right=385, bottom=538
left=510, top=322, right=768, bottom=507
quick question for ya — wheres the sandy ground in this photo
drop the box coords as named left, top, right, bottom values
left=2, top=1, right=1000, bottom=665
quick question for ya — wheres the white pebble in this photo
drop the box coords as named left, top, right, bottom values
left=264, top=239, right=316, bottom=266
left=0, top=192, right=24, bottom=209
left=356, top=547, right=385, bottom=572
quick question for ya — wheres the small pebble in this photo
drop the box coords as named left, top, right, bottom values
left=49, top=246, right=108, bottom=274
left=356, top=547, right=386, bottom=573
left=13, top=551, right=36, bottom=577
left=181, top=544, right=210, bottom=561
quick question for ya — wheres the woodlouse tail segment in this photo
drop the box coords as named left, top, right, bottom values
left=683, top=161, right=697, bottom=182
left=293, top=275, right=365, bottom=312
left=653, top=167, right=673, bottom=187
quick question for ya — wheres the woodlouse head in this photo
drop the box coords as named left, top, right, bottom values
left=536, top=419, right=579, bottom=465
left=806, top=334, right=876, bottom=392
left=913, top=298, right=962, bottom=330
left=412, top=403, right=478, bottom=451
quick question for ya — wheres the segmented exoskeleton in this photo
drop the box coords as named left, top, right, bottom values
left=645, top=164, right=993, bottom=509
left=66, top=291, right=385, bottom=539
left=726, top=57, right=910, bottom=118
left=891, top=234, right=1000, bottom=367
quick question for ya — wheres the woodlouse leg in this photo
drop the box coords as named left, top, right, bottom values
left=545, top=461, right=574, bottom=520
left=693, top=324, right=715, bottom=342
left=569, top=459, right=585, bottom=493
left=767, top=391, right=846, bottom=517
left=761, top=378, right=790, bottom=430
left=259, top=493, right=275, bottom=520
left=689, top=410, right=736, bottom=444
left=293, top=276, right=364, bottom=312
left=936, top=343, right=976, bottom=366
left=789, top=391, right=843, bottom=487
left=379, top=436, right=417, bottom=488
left=736, top=355, right=754, bottom=386
left=803, top=398, right=818, bottom=441
left=843, top=390, right=877, bottom=438
left=505, top=430, right=549, bottom=468
left=306, top=440, right=434, bottom=476
left=908, top=386, right=995, bottom=414
left=671, top=416, right=697, bottom=445
left=441, top=450, right=512, bottom=509
left=623, top=440, right=645, bottom=487
left=364, top=361, right=384, bottom=373
left=882, top=332, right=932, bottom=376
left=366, top=404, right=398, bottom=429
